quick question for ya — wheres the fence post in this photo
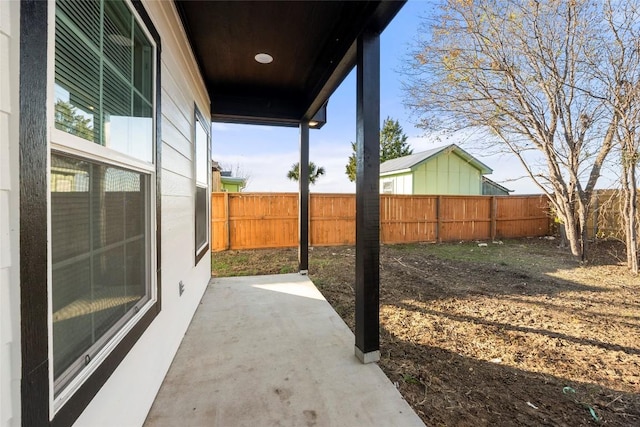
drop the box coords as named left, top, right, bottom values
left=490, top=196, right=497, bottom=241
left=436, top=195, right=442, bottom=243
left=224, top=192, right=230, bottom=250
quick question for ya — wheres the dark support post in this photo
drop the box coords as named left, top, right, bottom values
left=299, top=120, right=310, bottom=274
left=355, top=29, right=380, bottom=364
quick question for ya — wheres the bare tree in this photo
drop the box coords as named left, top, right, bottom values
left=604, top=2, right=640, bottom=273
left=404, top=0, right=637, bottom=260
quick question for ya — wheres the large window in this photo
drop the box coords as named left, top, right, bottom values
left=52, top=0, right=156, bottom=407
left=194, top=108, right=210, bottom=263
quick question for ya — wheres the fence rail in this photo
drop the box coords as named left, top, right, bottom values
left=211, top=192, right=551, bottom=251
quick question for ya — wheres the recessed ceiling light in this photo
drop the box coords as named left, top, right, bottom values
left=254, top=53, right=273, bottom=64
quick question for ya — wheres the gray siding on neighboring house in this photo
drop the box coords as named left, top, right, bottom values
left=482, top=177, right=512, bottom=196
left=0, top=1, right=20, bottom=425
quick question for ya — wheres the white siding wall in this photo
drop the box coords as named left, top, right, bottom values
left=73, top=1, right=212, bottom=425
left=380, top=174, right=413, bottom=195
left=0, top=1, right=21, bottom=425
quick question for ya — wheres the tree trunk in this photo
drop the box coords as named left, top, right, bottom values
left=562, top=206, right=582, bottom=258
left=577, top=198, right=590, bottom=263
left=625, top=163, right=639, bottom=274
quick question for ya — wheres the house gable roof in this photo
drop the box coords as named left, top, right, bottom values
left=482, top=176, right=513, bottom=193
left=379, top=144, right=493, bottom=176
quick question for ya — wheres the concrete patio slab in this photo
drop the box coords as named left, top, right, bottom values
left=144, top=273, right=424, bottom=427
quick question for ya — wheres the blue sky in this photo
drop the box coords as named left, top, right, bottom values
left=210, top=1, right=554, bottom=194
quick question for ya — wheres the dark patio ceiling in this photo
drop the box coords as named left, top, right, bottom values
left=175, top=0, right=405, bottom=127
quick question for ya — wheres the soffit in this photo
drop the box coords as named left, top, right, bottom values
left=175, top=0, right=405, bottom=126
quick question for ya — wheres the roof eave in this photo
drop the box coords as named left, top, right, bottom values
left=450, top=146, right=493, bottom=174
left=221, top=177, right=247, bottom=185
left=380, top=168, right=412, bottom=177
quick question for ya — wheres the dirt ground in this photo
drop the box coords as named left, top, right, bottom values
left=211, top=238, right=640, bottom=426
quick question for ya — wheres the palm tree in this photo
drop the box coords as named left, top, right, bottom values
left=287, top=162, right=325, bottom=184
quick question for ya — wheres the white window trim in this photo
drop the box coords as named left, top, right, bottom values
left=194, top=106, right=210, bottom=260
left=48, top=0, right=159, bottom=414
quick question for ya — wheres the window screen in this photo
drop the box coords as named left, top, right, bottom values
left=195, top=186, right=207, bottom=251
left=51, top=153, right=149, bottom=392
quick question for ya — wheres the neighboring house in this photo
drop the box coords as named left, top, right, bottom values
left=220, top=171, right=247, bottom=192
left=380, top=144, right=493, bottom=195
left=1, top=1, right=402, bottom=426
left=211, top=160, right=222, bottom=192
left=482, top=176, right=513, bottom=196
left=211, top=162, right=247, bottom=192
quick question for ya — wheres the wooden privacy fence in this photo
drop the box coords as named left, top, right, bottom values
left=587, top=189, right=640, bottom=240
left=211, top=192, right=551, bottom=251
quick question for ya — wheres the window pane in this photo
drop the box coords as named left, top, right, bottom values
left=51, top=154, right=149, bottom=391
left=57, top=0, right=101, bottom=47
left=195, top=186, right=207, bottom=251
left=54, top=0, right=153, bottom=162
left=134, top=20, right=153, bottom=102
left=103, top=1, right=133, bottom=79
left=54, top=7, right=100, bottom=143
left=195, top=119, right=208, bottom=185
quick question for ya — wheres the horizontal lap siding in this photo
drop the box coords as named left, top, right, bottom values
left=212, top=193, right=551, bottom=250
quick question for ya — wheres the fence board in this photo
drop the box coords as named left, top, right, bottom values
left=588, top=190, right=640, bottom=240
left=211, top=192, right=552, bottom=251
left=210, top=192, right=228, bottom=251
left=495, top=195, right=550, bottom=238
left=439, top=196, right=491, bottom=241
left=381, top=195, right=437, bottom=243
left=310, top=194, right=355, bottom=246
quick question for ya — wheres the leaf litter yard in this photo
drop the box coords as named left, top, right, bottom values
left=212, top=239, right=639, bottom=426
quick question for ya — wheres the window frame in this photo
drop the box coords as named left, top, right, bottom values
left=50, top=0, right=159, bottom=413
left=382, top=180, right=394, bottom=194
left=19, top=1, right=163, bottom=425
left=194, top=106, right=210, bottom=264
left=49, top=151, right=155, bottom=404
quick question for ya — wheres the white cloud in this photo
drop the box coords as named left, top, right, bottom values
left=215, top=143, right=356, bottom=193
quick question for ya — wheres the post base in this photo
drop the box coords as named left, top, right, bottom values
left=355, top=347, right=380, bottom=364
